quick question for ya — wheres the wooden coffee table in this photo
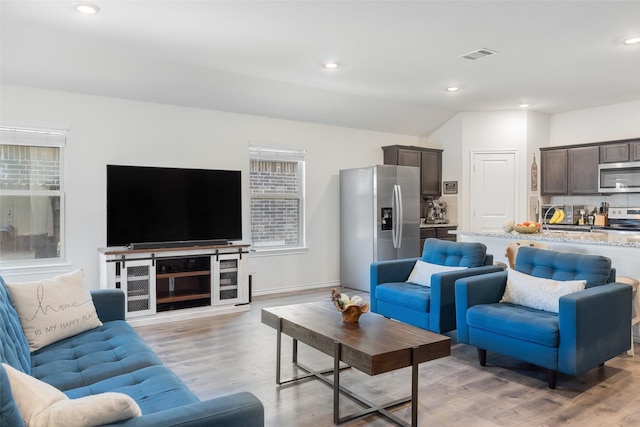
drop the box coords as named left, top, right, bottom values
left=261, top=301, right=451, bottom=426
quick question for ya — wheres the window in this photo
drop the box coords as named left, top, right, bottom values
left=249, top=145, right=305, bottom=251
left=0, top=126, right=66, bottom=264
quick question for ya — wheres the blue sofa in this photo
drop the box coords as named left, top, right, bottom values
left=455, top=246, right=632, bottom=388
left=370, top=238, right=503, bottom=333
left=0, top=276, right=264, bottom=426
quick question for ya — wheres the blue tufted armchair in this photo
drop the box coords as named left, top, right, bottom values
left=455, top=246, right=632, bottom=388
left=370, top=238, right=503, bottom=333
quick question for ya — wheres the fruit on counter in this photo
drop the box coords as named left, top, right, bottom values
left=514, top=221, right=541, bottom=229
left=506, top=221, right=542, bottom=233
left=549, top=209, right=565, bottom=224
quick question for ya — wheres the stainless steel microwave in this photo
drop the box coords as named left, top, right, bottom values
left=598, top=162, right=640, bottom=193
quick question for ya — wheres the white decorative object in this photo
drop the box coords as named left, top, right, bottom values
left=406, top=260, right=467, bottom=287
left=2, top=363, right=141, bottom=426
left=500, top=268, right=586, bottom=313
left=5, top=270, right=102, bottom=351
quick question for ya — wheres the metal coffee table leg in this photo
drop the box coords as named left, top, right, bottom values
left=273, top=317, right=420, bottom=426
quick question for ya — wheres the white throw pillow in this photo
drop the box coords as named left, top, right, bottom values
left=2, top=363, right=141, bottom=427
left=500, top=268, right=586, bottom=313
left=5, top=270, right=103, bottom=352
left=406, top=260, right=467, bottom=287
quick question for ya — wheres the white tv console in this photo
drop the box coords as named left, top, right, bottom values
left=98, top=243, right=250, bottom=325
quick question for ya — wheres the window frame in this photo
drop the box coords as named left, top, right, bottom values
left=249, top=144, right=307, bottom=254
left=0, top=125, right=67, bottom=268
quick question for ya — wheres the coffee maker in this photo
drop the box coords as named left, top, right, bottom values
left=425, top=199, right=448, bottom=224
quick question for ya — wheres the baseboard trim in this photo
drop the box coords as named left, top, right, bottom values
left=127, top=304, right=250, bottom=327
left=251, top=280, right=342, bottom=297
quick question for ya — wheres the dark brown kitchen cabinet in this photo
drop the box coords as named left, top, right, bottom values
left=600, top=143, right=630, bottom=163
left=421, top=150, right=442, bottom=196
left=540, top=149, right=568, bottom=195
left=436, top=226, right=457, bottom=241
left=568, top=146, right=599, bottom=194
left=420, top=228, right=436, bottom=251
left=632, top=142, right=640, bottom=161
left=541, top=146, right=599, bottom=195
left=382, top=145, right=443, bottom=197
left=396, top=149, right=421, bottom=167
left=420, top=226, right=457, bottom=254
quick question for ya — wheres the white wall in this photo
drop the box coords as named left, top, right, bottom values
left=1, top=85, right=425, bottom=293
left=427, top=114, right=463, bottom=224
left=550, top=100, right=640, bottom=146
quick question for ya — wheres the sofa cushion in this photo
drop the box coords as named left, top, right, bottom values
left=31, top=320, right=163, bottom=391
left=467, top=303, right=560, bottom=347
left=406, top=260, right=466, bottom=287
left=375, top=282, right=430, bottom=312
left=0, top=364, right=24, bottom=427
left=515, top=246, right=612, bottom=288
left=3, top=363, right=141, bottom=427
left=64, top=365, right=201, bottom=415
left=500, top=268, right=586, bottom=313
left=422, top=238, right=487, bottom=268
left=5, top=270, right=103, bottom=352
left=0, top=278, right=31, bottom=374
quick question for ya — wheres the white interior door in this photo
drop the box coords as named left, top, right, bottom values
left=471, top=151, right=517, bottom=231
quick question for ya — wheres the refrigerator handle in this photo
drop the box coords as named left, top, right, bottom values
left=397, top=184, right=403, bottom=249
left=392, top=184, right=402, bottom=249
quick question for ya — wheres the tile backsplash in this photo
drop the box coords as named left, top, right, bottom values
left=549, top=193, right=640, bottom=211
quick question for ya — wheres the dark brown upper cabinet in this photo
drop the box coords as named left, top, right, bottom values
left=540, top=148, right=568, bottom=195
left=382, top=145, right=443, bottom=197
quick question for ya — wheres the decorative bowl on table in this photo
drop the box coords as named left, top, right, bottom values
left=330, top=289, right=369, bottom=323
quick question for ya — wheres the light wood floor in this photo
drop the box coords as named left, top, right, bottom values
left=134, top=287, right=640, bottom=426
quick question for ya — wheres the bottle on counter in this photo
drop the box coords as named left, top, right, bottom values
left=587, top=208, right=596, bottom=226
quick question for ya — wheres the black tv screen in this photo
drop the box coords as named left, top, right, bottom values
left=107, top=165, right=242, bottom=247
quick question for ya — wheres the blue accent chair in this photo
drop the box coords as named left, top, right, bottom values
left=455, top=246, right=632, bottom=388
left=370, top=238, right=503, bottom=333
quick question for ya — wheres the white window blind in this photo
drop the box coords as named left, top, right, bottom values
left=249, top=144, right=306, bottom=251
left=0, top=125, right=67, bottom=264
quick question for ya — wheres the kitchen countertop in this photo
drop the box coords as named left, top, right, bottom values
left=420, top=223, right=457, bottom=228
left=453, top=229, right=640, bottom=248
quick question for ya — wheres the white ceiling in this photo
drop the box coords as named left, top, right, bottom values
left=2, top=1, right=639, bottom=137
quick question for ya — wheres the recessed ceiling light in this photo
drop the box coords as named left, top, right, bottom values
left=519, top=103, right=530, bottom=108
left=75, top=2, right=100, bottom=14
left=446, top=87, right=459, bottom=92
left=624, top=37, right=640, bottom=45
left=323, top=62, right=340, bottom=70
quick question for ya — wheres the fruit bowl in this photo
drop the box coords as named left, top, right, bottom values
left=512, top=224, right=540, bottom=234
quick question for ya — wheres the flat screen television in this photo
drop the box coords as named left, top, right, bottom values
left=107, top=165, right=242, bottom=248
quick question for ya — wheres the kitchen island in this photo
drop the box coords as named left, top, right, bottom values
left=454, top=229, right=640, bottom=278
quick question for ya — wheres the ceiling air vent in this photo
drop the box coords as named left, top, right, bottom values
left=459, top=48, right=499, bottom=61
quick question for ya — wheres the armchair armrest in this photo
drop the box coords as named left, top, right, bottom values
left=91, top=289, right=126, bottom=322
left=558, top=283, right=632, bottom=376
left=370, top=258, right=419, bottom=312
left=454, top=271, right=508, bottom=343
left=430, top=265, right=504, bottom=332
left=105, top=392, right=264, bottom=427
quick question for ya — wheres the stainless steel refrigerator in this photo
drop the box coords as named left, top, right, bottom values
left=340, top=165, right=420, bottom=292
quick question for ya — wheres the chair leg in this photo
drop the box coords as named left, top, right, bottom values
left=547, top=369, right=557, bottom=389
left=477, top=348, right=487, bottom=366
